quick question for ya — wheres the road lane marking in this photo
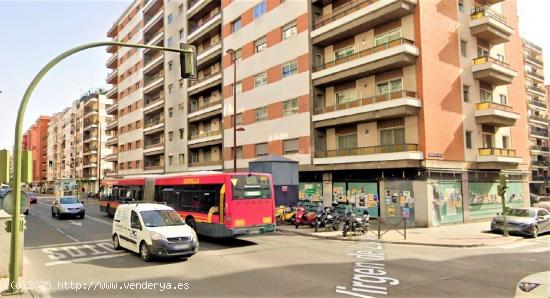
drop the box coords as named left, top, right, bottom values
left=41, top=241, right=129, bottom=266
left=45, top=253, right=129, bottom=266
left=26, top=239, right=112, bottom=250
left=55, top=228, right=79, bottom=242
left=68, top=220, right=82, bottom=227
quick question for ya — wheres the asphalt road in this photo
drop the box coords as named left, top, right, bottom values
left=17, top=197, right=550, bottom=297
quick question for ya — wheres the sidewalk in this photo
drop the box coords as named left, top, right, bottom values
left=0, top=278, right=38, bottom=297
left=277, top=221, right=526, bottom=247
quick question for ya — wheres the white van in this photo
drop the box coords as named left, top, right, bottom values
left=112, top=203, right=199, bottom=262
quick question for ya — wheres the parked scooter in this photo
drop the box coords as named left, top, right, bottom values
left=314, top=203, right=341, bottom=232
left=275, top=204, right=295, bottom=225
left=294, top=204, right=319, bottom=228
left=342, top=203, right=369, bottom=237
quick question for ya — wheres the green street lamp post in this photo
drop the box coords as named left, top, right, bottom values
left=4, top=41, right=196, bottom=295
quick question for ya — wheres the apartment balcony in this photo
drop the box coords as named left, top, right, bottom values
left=526, top=70, right=545, bottom=83
left=470, top=6, right=513, bottom=45
left=145, top=30, right=163, bottom=46
left=143, top=53, right=164, bottom=76
left=531, top=145, right=550, bottom=154
left=532, top=160, right=549, bottom=168
left=83, top=147, right=98, bottom=156
left=144, top=9, right=164, bottom=35
left=188, top=72, right=222, bottom=95
left=188, top=100, right=222, bottom=120
left=472, top=56, right=517, bottom=86
left=83, top=122, right=98, bottom=131
left=105, top=152, right=118, bottom=162
left=106, top=54, right=117, bottom=69
left=528, top=99, right=548, bottom=110
left=529, top=114, right=549, bottom=126
left=311, top=0, right=417, bottom=46
left=313, top=144, right=423, bottom=166
left=106, top=43, right=117, bottom=54
left=526, top=85, right=546, bottom=97
left=197, top=42, right=222, bottom=68
left=143, top=141, right=164, bottom=153
left=187, top=13, right=221, bottom=44
left=188, top=160, right=223, bottom=171
left=143, top=116, right=164, bottom=134
left=82, top=162, right=98, bottom=169
left=107, top=22, right=118, bottom=38
left=532, top=175, right=550, bottom=183
left=312, top=90, right=420, bottom=128
left=106, top=70, right=118, bottom=85
left=106, top=136, right=118, bottom=146
left=531, top=128, right=549, bottom=138
left=143, top=73, right=164, bottom=95
left=143, top=94, right=165, bottom=115
left=524, top=54, right=544, bottom=68
left=474, top=102, right=519, bottom=127
left=83, top=134, right=99, bottom=143
left=105, top=169, right=118, bottom=177
left=188, top=130, right=223, bottom=147
left=106, top=102, right=118, bottom=115
left=106, top=86, right=117, bottom=99
left=477, top=148, right=522, bottom=167
left=312, top=38, right=419, bottom=86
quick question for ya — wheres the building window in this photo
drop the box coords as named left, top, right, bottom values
left=179, top=128, right=184, bottom=139
left=179, top=154, right=185, bottom=165
left=254, top=72, right=267, bottom=87
left=460, top=40, right=467, bottom=57
left=167, top=37, right=174, bottom=47
left=335, top=46, right=354, bottom=60
left=231, top=18, right=241, bottom=33
left=167, top=13, right=173, bottom=24
left=255, top=106, right=268, bottom=121
left=282, top=21, right=297, bottom=40
left=168, top=131, right=174, bottom=141
left=499, top=94, right=508, bottom=105
left=282, top=60, right=298, bottom=78
left=168, top=155, right=173, bottom=165
left=458, top=0, right=464, bottom=12
left=233, top=49, right=242, bottom=61
left=136, top=140, right=141, bottom=148
left=179, top=29, right=184, bottom=40
left=380, top=127, right=405, bottom=146
left=376, top=78, right=402, bottom=95
left=169, top=107, right=174, bottom=118
left=480, top=87, right=492, bottom=102
left=127, top=161, right=132, bottom=169
left=136, top=160, right=140, bottom=168
left=120, top=163, right=125, bottom=170
left=463, top=85, right=470, bottom=102
left=465, top=131, right=472, bottom=149
left=255, top=36, right=267, bottom=53
left=335, top=89, right=356, bottom=104
left=235, top=146, right=243, bottom=159
left=282, top=98, right=299, bottom=116
left=502, top=136, right=509, bottom=149
left=255, top=143, right=268, bottom=157
left=253, top=0, right=266, bottom=19
left=168, top=84, right=173, bottom=94
left=337, top=133, right=357, bottom=150
left=284, top=139, right=299, bottom=154
left=375, top=28, right=401, bottom=46
left=236, top=113, right=243, bottom=125
left=236, top=81, right=242, bottom=93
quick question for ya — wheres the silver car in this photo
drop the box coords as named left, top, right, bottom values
left=51, top=196, right=85, bottom=219
left=490, top=207, right=550, bottom=238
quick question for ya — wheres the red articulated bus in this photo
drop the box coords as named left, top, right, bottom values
left=100, top=172, right=276, bottom=238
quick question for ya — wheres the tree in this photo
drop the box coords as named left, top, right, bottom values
left=497, top=173, right=509, bottom=237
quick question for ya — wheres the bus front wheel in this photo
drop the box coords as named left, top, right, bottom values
left=186, top=217, right=197, bottom=232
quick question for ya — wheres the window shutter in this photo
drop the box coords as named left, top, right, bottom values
left=374, top=19, right=401, bottom=35
left=377, top=118, right=404, bottom=129
left=375, top=69, right=403, bottom=82
left=333, top=37, right=355, bottom=51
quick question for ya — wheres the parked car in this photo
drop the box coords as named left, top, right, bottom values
left=51, top=196, right=85, bottom=219
left=490, top=207, right=550, bottom=238
left=0, top=186, right=12, bottom=199
left=27, top=192, right=37, bottom=204
left=112, top=203, right=198, bottom=262
left=536, top=201, right=550, bottom=213
left=515, top=271, right=550, bottom=297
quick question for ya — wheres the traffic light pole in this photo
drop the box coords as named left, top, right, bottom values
left=5, top=41, right=195, bottom=295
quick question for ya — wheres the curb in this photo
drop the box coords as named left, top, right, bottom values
left=276, top=228, right=522, bottom=248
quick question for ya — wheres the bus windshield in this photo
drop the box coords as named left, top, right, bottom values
left=231, top=175, right=272, bottom=199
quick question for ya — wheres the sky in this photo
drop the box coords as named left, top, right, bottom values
left=0, top=0, right=548, bottom=150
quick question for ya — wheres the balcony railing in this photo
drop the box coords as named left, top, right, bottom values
left=532, top=161, right=549, bottom=167
left=145, top=29, right=163, bottom=44
left=188, top=70, right=221, bottom=88
left=144, top=164, right=164, bottom=170
left=189, top=160, right=222, bottom=167
left=527, top=85, right=546, bottom=94
left=471, top=5, right=507, bottom=24
left=314, top=90, right=416, bottom=115
left=144, top=141, right=164, bottom=149
left=531, top=145, right=550, bottom=152
left=531, top=129, right=549, bottom=137
left=528, top=100, right=547, bottom=109
left=144, top=73, right=164, bottom=87
left=475, top=101, right=513, bottom=112
left=524, top=54, right=544, bottom=66
left=313, top=0, right=378, bottom=30
left=315, top=144, right=419, bottom=158
left=532, top=176, right=550, bottom=182
left=144, top=52, right=163, bottom=67
left=144, top=116, right=164, bottom=128
left=526, top=70, right=545, bottom=81
left=188, top=0, right=199, bottom=9
left=478, top=148, right=516, bottom=156
left=189, top=129, right=222, bottom=140
left=472, top=55, right=510, bottom=68
left=314, top=38, right=415, bottom=71
left=198, top=40, right=221, bottom=56
left=529, top=115, right=548, bottom=122
left=189, top=99, right=222, bottom=113
left=144, top=93, right=164, bottom=108
left=189, top=12, right=220, bottom=35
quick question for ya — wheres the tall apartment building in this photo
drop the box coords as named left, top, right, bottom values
left=22, top=116, right=51, bottom=188
left=105, top=0, right=532, bottom=227
left=522, top=39, right=549, bottom=195
left=45, top=90, right=113, bottom=194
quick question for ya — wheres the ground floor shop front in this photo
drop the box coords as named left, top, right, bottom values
left=298, top=169, right=529, bottom=227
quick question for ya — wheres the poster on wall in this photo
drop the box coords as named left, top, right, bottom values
left=432, top=181, right=463, bottom=226
left=299, top=182, right=322, bottom=202
left=468, top=181, right=524, bottom=220
left=383, top=180, right=415, bottom=225
left=348, top=182, right=378, bottom=217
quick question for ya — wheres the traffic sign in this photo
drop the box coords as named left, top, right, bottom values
left=2, top=191, right=29, bottom=215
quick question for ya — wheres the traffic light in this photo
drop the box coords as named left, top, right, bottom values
left=22, top=150, right=32, bottom=184
left=497, top=173, right=508, bottom=198
left=0, top=149, right=9, bottom=184
left=179, top=43, right=197, bottom=79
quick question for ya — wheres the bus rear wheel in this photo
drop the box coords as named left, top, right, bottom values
left=186, top=217, right=197, bottom=232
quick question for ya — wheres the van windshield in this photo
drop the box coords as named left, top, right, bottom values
left=140, top=210, right=185, bottom=227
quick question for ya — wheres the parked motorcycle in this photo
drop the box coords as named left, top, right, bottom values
left=275, top=205, right=295, bottom=225
left=294, top=206, right=317, bottom=228
left=314, top=204, right=341, bottom=232
left=342, top=204, right=369, bottom=237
